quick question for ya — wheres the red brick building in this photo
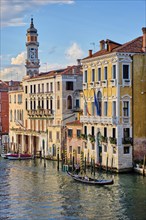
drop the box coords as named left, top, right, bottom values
left=0, top=80, right=9, bottom=148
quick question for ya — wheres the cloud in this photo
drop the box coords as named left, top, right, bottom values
left=0, top=65, right=26, bottom=81
left=1, top=0, right=74, bottom=27
left=65, top=42, right=84, bottom=61
left=40, top=62, right=66, bottom=73
left=11, top=52, right=26, bottom=65
left=0, top=52, right=26, bottom=81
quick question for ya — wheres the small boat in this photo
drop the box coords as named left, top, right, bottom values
left=1, top=152, right=12, bottom=159
left=7, top=153, right=32, bottom=160
left=67, top=171, right=114, bottom=185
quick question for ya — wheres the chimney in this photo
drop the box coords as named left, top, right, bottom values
left=88, top=49, right=92, bottom=57
left=77, top=59, right=81, bottom=66
left=100, top=40, right=105, bottom=50
left=142, top=27, right=146, bottom=52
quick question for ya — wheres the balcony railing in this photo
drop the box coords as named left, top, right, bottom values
left=27, top=109, right=54, bottom=118
left=110, top=79, right=117, bottom=87
left=122, top=79, right=131, bottom=87
left=72, top=106, right=82, bottom=112
left=109, top=137, right=117, bottom=145
left=122, top=137, right=133, bottom=145
left=100, top=136, right=108, bottom=143
left=80, top=116, right=118, bottom=125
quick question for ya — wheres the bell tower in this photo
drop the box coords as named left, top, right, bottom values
left=25, top=18, right=40, bottom=77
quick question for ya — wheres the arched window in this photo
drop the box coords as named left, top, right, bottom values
left=30, top=99, right=33, bottom=110
left=46, top=97, right=49, bottom=109
left=38, top=98, right=40, bottom=108
left=67, top=95, right=72, bottom=109
left=57, top=96, right=60, bottom=109
left=34, top=98, right=36, bottom=110
left=25, top=99, right=28, bottom=110
left=10, top=110, right=12, bottom=122
left=42, top=98, right=44, bottom=109
left=14, top=110, right=16, bottom=121
left=97, top=91, right=102, bottom=116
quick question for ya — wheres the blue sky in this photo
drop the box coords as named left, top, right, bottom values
left=0, top=0, right=146, bottom=81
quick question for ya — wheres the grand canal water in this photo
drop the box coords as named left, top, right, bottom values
left=0, top=158, right=145, bottom=220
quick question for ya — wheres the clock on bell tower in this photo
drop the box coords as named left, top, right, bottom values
left=25, top=18, right=40, bottom=77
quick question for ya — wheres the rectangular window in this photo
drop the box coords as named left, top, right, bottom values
left=124, top=146, right=130, bottom=154
left=123, top=101, right=129, bottom=117
left=66, top=82, right=73, bottom=90
left=14, top=95, right=16, bottom=103
left=84, top=70, right=87, bottom=83
left=104, top=67, right=107, bottom=80
left=77, top=129, right=81, bottom=138
left=38, top=84, right=40, bottom=93
left=104, top=127, right=107, bottom=137
left=30, top=85, right=32, bottom=94
left=92, top=69, right=95, bottom=82
left=42, top=84, right=44, bottom=93
left=57, top=82, right=60, bottom=91
left=91, top=126, right=94, bottom=136
left=69, top=146, right=72, bottom=153
left=18, top=94, right=22, bottom=104
left=78, top=146, right=81, bottom=154
left=112, top=65, right=116, bottom=79
left=76, top=99, right=80, bottom=108
left=50, top=82, right=53, bottom=92
left=47, top=83, right=49, bottom=92
left=98, top=68, right=101, bottom=81
left=56, top=131, right=59, bottom=140
left=68, top=129, right=72, bottom=137
left=49, top=131, right=52, bottom=140
left=104, top=145, right=107, bottom=152
left=25, top=86, right=28, bottom=94
left=34, top=85, right=36, bottom=93
left=112, top=101, right=116, bottom=116
left=104, top=102, right=108, bottom=116
left=84, top=126, right=87, bottom=135
left=123, top=65, right=129, bottom=79
left=113, top=128, right=116, bottom=138
left=123, top=128, right=130, bottom=138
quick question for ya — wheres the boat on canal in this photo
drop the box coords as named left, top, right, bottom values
left=67, top=171, right=114, bottom=185
left=7, top=153, right=33, bottom=160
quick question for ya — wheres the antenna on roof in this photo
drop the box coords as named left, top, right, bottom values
left=90, top=42, right=95, bottom=52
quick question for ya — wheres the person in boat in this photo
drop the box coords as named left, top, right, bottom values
left=75, top=164, right=80, bottom=174
left=84, top=175, right=89, bottom=181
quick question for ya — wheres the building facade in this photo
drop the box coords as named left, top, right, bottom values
left=0, top=81, right=9, bottom=149
left=9, top=19, right=83, bottom=158
left=80, top=28, right=146, bottom=172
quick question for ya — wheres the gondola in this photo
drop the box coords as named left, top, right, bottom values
left=67, top=171, right=114, bottom=185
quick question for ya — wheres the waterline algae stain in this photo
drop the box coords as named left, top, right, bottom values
left=0, top=158, right=145, bottom=220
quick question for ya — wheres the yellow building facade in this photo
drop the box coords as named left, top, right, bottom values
left=80, top=28, right=146, bottom=171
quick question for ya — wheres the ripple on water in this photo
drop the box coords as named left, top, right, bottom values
left=0, top=158, right=146, bottom=220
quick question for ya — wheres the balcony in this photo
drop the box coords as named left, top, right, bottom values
left=109, top=137, right=117, bottom=145
left=123, top=117, right=130, bottom=124
left=122, top=79, right=131, bottom=87
left=72, top=106, right=82, bottom=113
left=27, top=109, right=54, bottom=118
left=96, top=81, right=101, bottom=88
left=102, top=80, right=107, bottom=87
left=89, top=82, right=95, bottom=89
left=80, top=116, right=118, bottom=125
left=100, top=136, right=108, bottom=143
left=82, top=83, right=88, bottom=89
left=110, top=79, right=117, bottom=87
left=122, top=137, right=133, bottom=145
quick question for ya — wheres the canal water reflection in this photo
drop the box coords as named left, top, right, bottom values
left=0, top=158, right=145, bottom=220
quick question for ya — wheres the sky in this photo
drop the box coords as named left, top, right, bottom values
left=0, top=0, right=146, bottom=81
